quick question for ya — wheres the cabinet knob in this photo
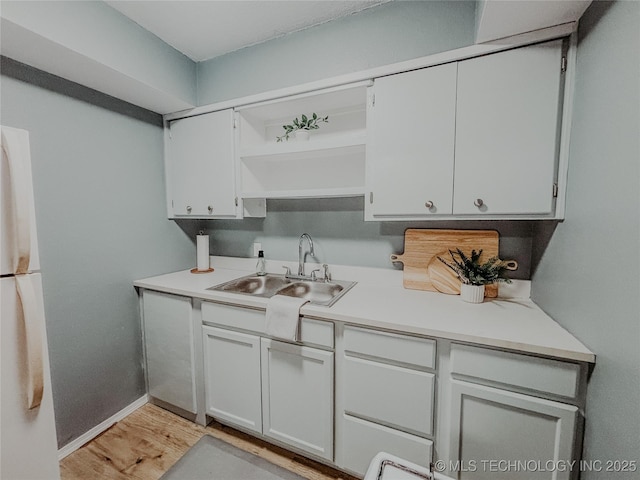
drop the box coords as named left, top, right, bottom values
left=473, top=198, right=484, bottom=208
left=425, top=200, right=434, bottom=209
left=208, top=205, right=213, bottom=213
left=186, top=205, right=192, bottom=213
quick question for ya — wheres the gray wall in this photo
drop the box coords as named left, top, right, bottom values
left=2, top=0, right=197, bottom=106
left=197, top=0, right=476, bottom=104
left=531, top=1, right=640, bottom=478
left=1, top=57, right=195, bottom=447
left=204, top=198, right=535, bottom=279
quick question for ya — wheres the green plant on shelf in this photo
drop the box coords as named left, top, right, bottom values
left=276, top=113, right=329, bottom=142
left=437, top=248, right=513, bottom=286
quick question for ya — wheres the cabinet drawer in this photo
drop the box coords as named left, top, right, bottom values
left=339, top=413, right=433, bottom=476
left=201, top=301, right=333, bottom=348
left=344, top=325, right=435, bottom=369
left=344, top=356, right=434, bottom=436
left=451, top=343, right=581, bottom=399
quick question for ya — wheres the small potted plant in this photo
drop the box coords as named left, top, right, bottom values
left=438, top=249, right=514, bottom=303
left=276, top=113, right=329, bottom=142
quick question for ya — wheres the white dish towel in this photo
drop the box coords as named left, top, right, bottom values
left=265, top=295, right=309, bottom=342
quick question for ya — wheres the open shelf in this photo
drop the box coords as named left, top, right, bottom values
left=239, top=130, right=366, bottom=159
left=240, top=144, right=366, bottom=198
left=236, top=82, right=369, bottom=200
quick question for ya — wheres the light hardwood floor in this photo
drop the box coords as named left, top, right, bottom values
left=60, top=403, right=359, bottom=480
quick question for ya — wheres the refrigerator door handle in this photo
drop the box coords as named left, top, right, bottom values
left=15, top=274, right=44, bottom=410
left=1, top=128, right=32, bottom=274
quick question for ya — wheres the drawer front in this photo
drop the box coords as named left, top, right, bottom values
left=300, top=317, right=334, bottom=349
left=451, top=343, right=581, bottom=399
left=344, top=325, right=435, bottom=369
left=201, top=301, right=333, bottom=348
left=344, top=356, right=434, bottom=436
left=339, top=413, right=433, bottom=477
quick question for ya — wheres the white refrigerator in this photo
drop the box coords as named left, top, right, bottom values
left=1, top=126, right=61, bottom=479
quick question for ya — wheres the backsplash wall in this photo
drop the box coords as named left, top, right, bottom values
left=192, top=197, right=536, bottom=279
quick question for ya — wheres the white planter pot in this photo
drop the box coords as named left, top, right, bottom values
left=294, top=130, right=310, bottom=141
left=460, top=284, right=485, bottom=303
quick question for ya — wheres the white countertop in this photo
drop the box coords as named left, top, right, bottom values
left=133, top=256, right=595, bottom=363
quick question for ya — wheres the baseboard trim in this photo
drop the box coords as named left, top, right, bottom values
left=58, top=394, right=149, bottom=460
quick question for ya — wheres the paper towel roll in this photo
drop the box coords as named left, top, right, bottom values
left=196, top=235, right=210, bottom=271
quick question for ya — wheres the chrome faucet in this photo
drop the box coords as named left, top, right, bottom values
left=298, top=233, right=314, bottom=276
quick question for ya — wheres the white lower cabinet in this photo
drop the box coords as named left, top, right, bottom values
left=448, top=380, right=578, bottom=480
left=142, top=290, right=197, bottom=414
left=261, top=338, right=334, bottom=461
left=202, top=326, right=262, bottom=433
left=186, top=300, right=588, bottom=479
left=336, top=325, right=436, bottom=476
left=201, top=301, right=334, bottom=462
left=444, top=343, right=585, bottom=480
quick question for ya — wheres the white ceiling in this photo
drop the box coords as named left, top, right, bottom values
left=105, top=0, right=389, bottom=62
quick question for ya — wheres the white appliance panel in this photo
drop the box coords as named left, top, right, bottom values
left=1, top=125, right=59, bottom=479
left=1, top=126, right=40, bottom=275
left=1, top=274, right=60, bottom=479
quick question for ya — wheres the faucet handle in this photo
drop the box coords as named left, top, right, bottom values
left=310, top=269, right=321, bottom=281
left=322, top=264, right=331, bottom=282
left=282, top=265, right=291, bottom=276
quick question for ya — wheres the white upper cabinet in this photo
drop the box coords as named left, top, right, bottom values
left=235, top=82, right=369, bottom=199
left=453, top=40, right=564, bottom=215
left=166, top=109, right=238, bottom=218
left=366, top=63, right=457, bottom=219
left=163, top=38, right=568, bottom=220
left=365, top=39, right=565, bottom=220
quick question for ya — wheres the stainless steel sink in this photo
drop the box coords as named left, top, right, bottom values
left=209, top=274, right=292, bottom=298
left=208, top=273, right=356, bottom=307
left=277, top=281, right=346, bottom=306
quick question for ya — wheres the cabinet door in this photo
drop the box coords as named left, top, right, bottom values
left=203, top=326, right=262, bottom=433
left=453, top=40, right=563, bottom=215
left=167, top=109, right=237, bottom=218
left=142, top=291, right=196, bottom=413
left=448, top=380, right=578, bottom=480
left=261, top=339, right=334, bottom=461
left=367, top=63, right=457, bottom=217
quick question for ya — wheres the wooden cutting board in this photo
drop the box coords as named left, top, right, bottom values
left=390, top=229, right=500, bottom=297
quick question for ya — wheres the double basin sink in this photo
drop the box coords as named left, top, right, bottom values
left=208, top=273, right=356, bottom=307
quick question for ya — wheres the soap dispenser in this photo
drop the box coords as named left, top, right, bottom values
left=256, top=250, right=266, bottom=276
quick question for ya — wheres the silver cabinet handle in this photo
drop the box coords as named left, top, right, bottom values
left=425, top=200, right=434, bottom=209
left=186, top=205, right=192, bottom=213
left=208, top=205, right=213, bottom=213
left=474, top=198, right=484, bottom=208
